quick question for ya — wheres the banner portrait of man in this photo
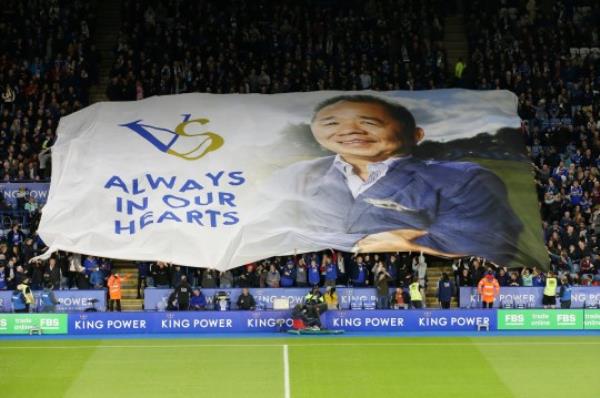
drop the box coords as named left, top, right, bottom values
left=227, top=94, right=523, bottom=266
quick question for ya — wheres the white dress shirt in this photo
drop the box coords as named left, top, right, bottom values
left=333, top=155, right=407, bottom=198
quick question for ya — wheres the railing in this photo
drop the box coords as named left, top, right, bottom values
left=0, top=210, right=33, bottom=230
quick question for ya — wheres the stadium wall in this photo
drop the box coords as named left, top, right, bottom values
left=1, top=309, right=600, bottom=335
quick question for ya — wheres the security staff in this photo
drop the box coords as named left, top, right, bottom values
left=40, top=282, right=59, bottom=312
left=304, top=286, right=327, bottom=314
left=543, top=271, right=558, bottom=309
left=559, top=276, right=572, bottom=309
left=16, top=278, right=34, bottom=312
left=409, top=277, right=423, bottom=309
left=107, top=270, right=128, bottom=312
left=477, top=272, right=500, bottom=308
left=174, top=275, right=192, bottom=311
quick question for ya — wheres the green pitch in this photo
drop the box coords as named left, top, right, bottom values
left=0, top=336, right=597, bottom=398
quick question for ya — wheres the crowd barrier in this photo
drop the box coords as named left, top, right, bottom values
left=459, top=287, right=600, bottom=308
left=0, top=290, right=107, bottom=312
left=1, top=309, right=599, bottom=335
left=144, top=287, right=378, bottom=310
left=147, top=286, right=600, bottom=311
left=0, top=182, right=50, bottom=207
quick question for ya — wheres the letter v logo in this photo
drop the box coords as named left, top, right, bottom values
left=120, top=113, right=224, bottom=160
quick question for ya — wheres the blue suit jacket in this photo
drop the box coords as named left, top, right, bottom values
left=228, top=155, right=523, bottom=266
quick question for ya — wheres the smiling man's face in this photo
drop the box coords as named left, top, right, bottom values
left=311, top=101, right=411, bottom=162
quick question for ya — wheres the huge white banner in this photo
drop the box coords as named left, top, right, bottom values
left=38, top=90, right=547, bottom=270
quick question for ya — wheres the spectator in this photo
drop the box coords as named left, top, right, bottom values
left=57, top=252, right=70, bottom=290
left=43, top=257, right=61, bottom=289
left=496, top=268, right=510, bottom=286
left=219, top=270, right=234, bottom=288
left=152, top=262, right=171, bottom=288
left=237, top=288, right=256, bottom=310
left=0, top=263, right=7, bottom=290
left=7, top=224, right=25, bottom=249
left=256, top=264, right=268, bottom=288
left=136, top=261, right=150, bottom=298
left=83, top=256, right=99, bottom=276
left=352, top=258, right=369, bottom=287
left=323, top=256, right=338, bottom=287
left=391, top=287, right=408, bottom=310
left=308, top=260, right=321, bottom=287
left=170, top=265, right=185, bottom=288
left=266, top=264, right=281, bottom=288
left=201, top=269, right=219, bottom=288
left=295, top=257, right=308, bottom=287
left=89, top=267, right=105, bottom=289
left=457, top=267, right=472, bottom=288
left=386, top=254, right=399, bottom=286
left=508, top=272, right=521, bottom=287
left=30, top=260, right=45, bottom=290
left=375, top=268, right=392, bottom=309
left=237, top=264, right=257, bottom=288
left=412, top=253, right=427, bottom=297
left=532, top=268, right=545, bottom=287
left=521, top=268, right=533, bottom=287
left=190, top=288, right=207, bottom=311
left=280, top=260, right=295, bottom=288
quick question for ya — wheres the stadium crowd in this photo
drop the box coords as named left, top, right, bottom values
left=1, top=0, right=600, bottom=310
left=106, top=0, right=448, bottom=99
left=0, top=0, right=98, bottom=184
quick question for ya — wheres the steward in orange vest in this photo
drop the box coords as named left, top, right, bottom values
left=107, top=271, right=128, bottom=312
left=108, top=273, right=127, bottom=299
left=477, top=273, right=500, bottom=308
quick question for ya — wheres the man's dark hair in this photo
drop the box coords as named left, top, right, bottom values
left=312, top=94, right=418, bottom=152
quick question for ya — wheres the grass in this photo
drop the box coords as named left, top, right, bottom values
left=0, top=335, right=598, bottom=398
left=469, top=158, right=547, bottom=267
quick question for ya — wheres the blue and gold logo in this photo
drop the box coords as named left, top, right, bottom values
left=120, top=113, right=224, bottom=160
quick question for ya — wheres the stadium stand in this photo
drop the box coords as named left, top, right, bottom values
left=0, top=0, right=599, bottom=311
left=107, top=0, right=448, bottom=98
left=0, top=0, right=98, bottom=181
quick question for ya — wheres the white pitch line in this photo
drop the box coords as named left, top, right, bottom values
left=283, top=344, right=291, bottom=398
left=0, top=341, right=600, bottom=350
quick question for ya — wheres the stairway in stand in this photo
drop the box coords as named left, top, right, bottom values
left=443, top=14, right=468, bottom=78
left=89, top=0, right=122, bottom=103
left=112, top=261, right=142, bottom=311
left=425, top=265, right=457, bottom=308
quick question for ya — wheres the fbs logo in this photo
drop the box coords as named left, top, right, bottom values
left=120, top=113, right=224, bottom=160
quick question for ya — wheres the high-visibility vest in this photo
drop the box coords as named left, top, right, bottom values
left=477, top=278, right=499, bottom=302
left=409, top=282, right=422, bottom=301
left=108, top=276, right=123, bottom=299
left=544, top=277, right=558, bottom=296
